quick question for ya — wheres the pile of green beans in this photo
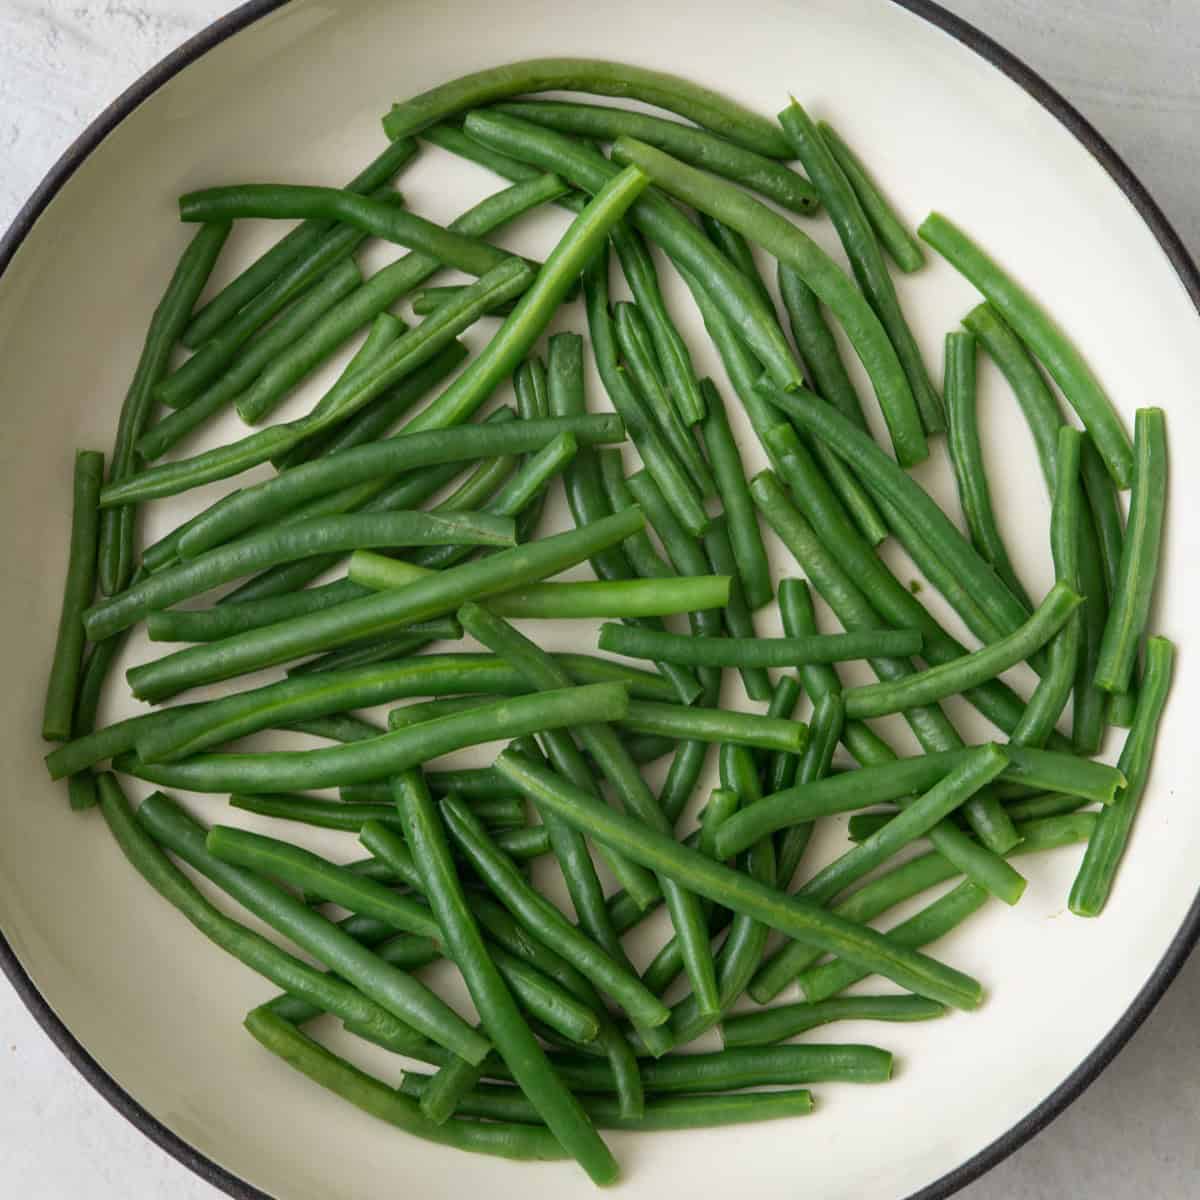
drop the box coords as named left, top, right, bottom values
left=38, top=59, right=1174, bottom=1187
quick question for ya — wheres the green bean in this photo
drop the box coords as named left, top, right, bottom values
left=464, top=112, right=802, bottom=390
left=456, top=600, right=713, bottom=1025
left=494, top=98, right=816, bottom=212
left=613, top=302, right=716, bottom=493
left=844, top=583, right=1080, bottom=720
left=135, top=260, right=362, bottom=460
left=944, top=331, right=1031, bottom=607
left=609, top=222, right=705, bottom=426
left=700, top=378, right=773, bottom=609
left=96, top=780, right=432, bottom=1055
left=613, top=133, right=929, bottom=465
left=228, top=792, right=524, bottom=836
left=385, top=774, right=617, bottom=1184
left=764, top=675, right=805, bottom=797
left=1095, top=409, right=1167, bottom=692
left=1071, top=635, right=1173, bottom=915
left=495, top=749, right=983, bottom=1010
left=181, top=185, right=525, bottom=276
left=760, top=384, right=1033, bottom=644
left=419, top=1053, right=488, bottom=1125
left=599, top=623, right=922, bottom=670
left=817, top=121, right=924, bottom=273
left=245, top=1009, right=566, bottom=1160
left=86, top=511, right=513, bottom=641
left=43, top=451, right=105, bottom=741
left=121, top=682, right=627, bottom=792
left=134, top=791, right=484, bottom=1059
left=127, top=508, right=645, bottom=703
left=775, top=692, right=844, bottom=889
left=412, top=286, right=515, bottom=317
left=618, top=699, right=805, bottom=754
left=98, top=222, right=230, bottom=592
left=401, top=1074, right=813, bottom=1129
left=287, top=628, right=457, bottom=675
left=921, top=212, right=1133, bottom=485
left=1003, top=792, right=1088, bottom=824
left=752, top=465, right=1028, bottom=859
left=582, top=251, right=709, bottom=536
left=181, top=137, right=418, bottom=347
left=724, top=994, right=944, bottom=1048
left=383, top=58, right=790, bottom=156
left=422, top=120, right=546, bottom=179
left=592, top=444, right=704, bottom=706
left=700, top=214, right=777, bottom=316
left=701, top=519, right=771, bottom=702
left=441, top=796, right=668, bottom=1029
left=158, top=218, right=375, bottom=409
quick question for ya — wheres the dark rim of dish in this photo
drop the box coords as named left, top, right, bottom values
left=0, top=2, right=1196, bottom=1197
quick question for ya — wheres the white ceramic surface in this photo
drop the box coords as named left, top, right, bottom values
left=0, top=2, right=1195, bottom=1198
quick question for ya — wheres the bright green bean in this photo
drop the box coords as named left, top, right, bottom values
left=944, top=330, right=1031, bottom=607
left=1071, top=635, right=1174, bottom=915
left=98, top=222, right=230, bottom=592
left=920, top=212, right=1133, bottom=486
left=43, top=451, right=105, bottom=741
left=723, top=993, right=945, bottom=1048
left=620, top=699, right=806, bottom=754
left=1095, top=409, right=1167, bottom=692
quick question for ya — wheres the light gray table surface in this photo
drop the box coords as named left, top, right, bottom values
left=2, top=2, right=1197, bottom=1197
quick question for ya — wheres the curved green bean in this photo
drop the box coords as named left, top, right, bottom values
left=920, top=212, right=1133, bottom=486
left=1095, top=409, right=1167, bottom=693
left=382, top=58, right=791, bottom=157
left=723, top=994, right=945, bottom=1048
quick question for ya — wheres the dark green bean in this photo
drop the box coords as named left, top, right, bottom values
left=463, top=112, right=803, bottom=390
left=98, top=222, right=230, bottom=592
left=181, top=137, right=418, bottom=347
left=1095, top=409, right=1167, bottom=693
left=382, top=58, right=791, bottom=157
left=119, top=682, right=628, bottom=792
left=496, top=99, right=817, bottom=211
left=764, top=674, right=805, bottom=798
left=385, top=774, right=617, bottom=1184
left=412, top=285, right=516, bottom=317
left=43, top=451, right=105, bottom=741
left=723, top=994, right=945, bottom=1048
left=1071, top=635, right=1174, bottom=915
left=227, top=793, right=525, bottom=836
left=400, top=1074, right=814, bottom=1129
left=618, top=699, right=805, bottom=754
left=244, top=1009, right=565, bottom=1161
left=817, top=121, right=924, bottom=273
left=613, top=132, right=929, bottom=464
left=700, top=213, right=777, bottom=316
left=944, top=330, right=1031, bottom=607
left=700, top=378, right=773, bottom=609
left=921, top=213, right=1133, bottom=486
left=495, top=749, right=983, bottom=1010
left=287, top=628, right=457, bottom=675
left=599, top=622, right=922, bottom=669
left=136, top=259, right=362, bottom=460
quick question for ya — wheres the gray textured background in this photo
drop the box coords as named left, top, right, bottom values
left=2, top=2, right=1197, bottom=1196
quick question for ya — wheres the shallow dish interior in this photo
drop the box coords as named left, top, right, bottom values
left=1, top=1, right=1197, bottom=1197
